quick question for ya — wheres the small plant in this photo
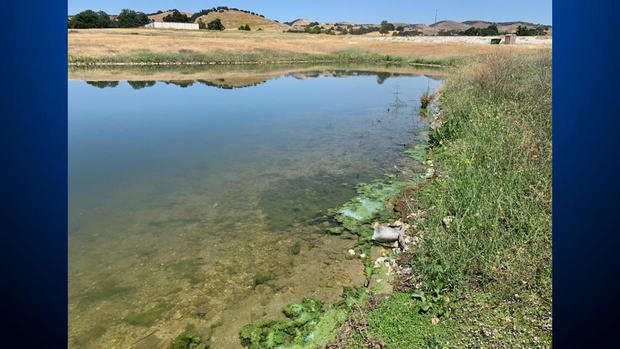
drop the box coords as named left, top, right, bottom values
left=411, top=290, right=432, bottom=312
left=170, top=325, right=208, bottom=349
left=420, top=90, right=433, bottom=108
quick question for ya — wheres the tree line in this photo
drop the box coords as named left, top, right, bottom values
left=69, top=7, right=263, bottom=29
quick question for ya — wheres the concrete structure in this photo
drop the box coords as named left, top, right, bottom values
left=145, top=22, right=199, bottom=30
left=504, top=34, right=517, bottom=45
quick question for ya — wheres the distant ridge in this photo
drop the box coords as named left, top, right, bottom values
left=69, top=7, right=551, bottom=35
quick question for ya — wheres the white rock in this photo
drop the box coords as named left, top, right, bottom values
left=347, top=249, right=356, bottom=256
left=372, top=225, right=404, bottom=243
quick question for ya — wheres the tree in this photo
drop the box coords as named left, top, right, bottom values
left=69, top=10, right=100, bottom=28
left=96, top=11, right=116, bottom=28
left=379, top=20, right=395, bottom=34
left=117, top=9, right=150, bottom=28
left=207, top=18, right=225, bottom=30
left=163, top=10, right=190, bottom=23
left=481, top=25, right=499, bottom=36
left=69, top=10, right=117, bottom=28
left=238, top=24, right=251, bottom=31
left=197, top=19, right=206, bottom=30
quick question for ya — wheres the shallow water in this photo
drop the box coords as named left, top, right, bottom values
left=68, top=67, right=441, bottom=348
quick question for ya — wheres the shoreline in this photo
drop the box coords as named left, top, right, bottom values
left=237, top=50, right=552, bottom=348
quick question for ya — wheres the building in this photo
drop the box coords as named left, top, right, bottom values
left=504, top=34, right=517, bottom=45
left=144, top=22, right=199, bottom=30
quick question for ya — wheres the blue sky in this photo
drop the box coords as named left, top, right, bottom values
left=67, top=1, right=552, bottom=25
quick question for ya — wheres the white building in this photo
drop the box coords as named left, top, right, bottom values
left=144, top=22, right=199, bottom=30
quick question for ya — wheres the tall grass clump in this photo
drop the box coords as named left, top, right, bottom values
left=416, top=50, right=552, bottom=301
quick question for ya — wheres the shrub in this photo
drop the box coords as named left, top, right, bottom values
left=197, top=19, right=206, bottom=30
left=207, top=18, right=225, bottom=30
left=420, top=90, right=433, bottom=108
left=238, top=24, right=251, bottom=31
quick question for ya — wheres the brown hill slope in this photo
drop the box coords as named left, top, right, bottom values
left=147, top=10, right=193, bottom=22
left=194, top=10, right=289, bottom=31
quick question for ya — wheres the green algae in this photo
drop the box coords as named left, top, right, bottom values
left=125, top=303, right=170, bottom=327
left=403, top=144, right=427, bottom=162
left=172, top=259, right=204, bottom=285
left=170, top=325, right=209, bottom=349
left=239, top=297, right=348, bottom=349
left=76, top=280, right=135, bottom=310
left=334, top=179, right=411, bottom=236
left=259, top=172, right=362, bottom=231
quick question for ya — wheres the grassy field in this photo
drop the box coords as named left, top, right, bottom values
left=338, top=50, right=552, bottom=348
left=68, top=29, right=548, bottom=65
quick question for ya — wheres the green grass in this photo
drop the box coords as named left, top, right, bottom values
left=354, top=50, right=552, bottom=347
left=411, top=56, right=466, bottom=67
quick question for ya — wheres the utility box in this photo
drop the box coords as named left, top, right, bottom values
left=504, top=34, right=516, bottom=45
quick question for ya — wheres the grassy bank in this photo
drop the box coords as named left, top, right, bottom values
left=68, top=49, right=465, bottom=67
left=343, top=50, right=552, bottom=348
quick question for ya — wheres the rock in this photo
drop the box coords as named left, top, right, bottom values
left=195, top=307, right=208, bottom=317
left=347, top=249, right=356, bottom=256
left=371, top=225, right=404, bottom=243
left=359, top=253, right=367, bottom=259
left=431, top=317, right=439, bottom=325
left=442, top=216, right=454, bottom=228
left=172, top=311, right=183, bottom=320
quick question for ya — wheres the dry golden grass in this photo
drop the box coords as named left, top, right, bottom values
left=68, top=29, right=545, bottom=62
left=195, top=10, right=289, bottom=32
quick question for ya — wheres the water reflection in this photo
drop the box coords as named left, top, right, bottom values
left=83, top=68, right=444, bottom=90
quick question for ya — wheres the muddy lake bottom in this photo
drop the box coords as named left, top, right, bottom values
left=68, top=66, right=441, bottom=348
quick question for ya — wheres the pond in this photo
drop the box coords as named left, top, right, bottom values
left=68, top=65, right=442, bottom=348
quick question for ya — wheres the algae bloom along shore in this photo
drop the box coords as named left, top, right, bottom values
left=68, top=65, right=444, bottom=348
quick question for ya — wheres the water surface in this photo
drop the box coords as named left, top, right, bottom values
left=68, top=67, right=441, bottom=348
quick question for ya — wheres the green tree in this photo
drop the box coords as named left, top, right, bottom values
left=238, top=24, right=251, bottom=31
left=197, top=19, right=206, bottom=30
left=96, top=11, right=116, bottom=28
left=69, top=10, right=100, bottom=28
left=117, top=9, right=150, bottom=28
left=207, top=18, right=225, bottom=30
left=163, top=10, right=190, bottom=23
left=516, top=25, right=531, bottom=36
left=379, top=20, right=395, bottom=34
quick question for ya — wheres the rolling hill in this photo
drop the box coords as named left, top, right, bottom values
left=193, top=9, right=288, bottom=31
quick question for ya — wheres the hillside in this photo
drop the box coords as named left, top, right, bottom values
left=147, top=10, right=193, bottom=22
left=194, top=10, right=289, bottom=32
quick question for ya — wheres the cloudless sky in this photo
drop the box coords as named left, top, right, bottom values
left=67, top=0, right=552, bottom=25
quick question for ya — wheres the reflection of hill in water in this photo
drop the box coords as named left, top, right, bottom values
left=81, top=65, right=446, bottom=90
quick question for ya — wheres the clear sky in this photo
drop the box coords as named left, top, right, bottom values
left=67, top=0, right=552, bottom=25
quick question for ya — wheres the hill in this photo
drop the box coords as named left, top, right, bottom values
left=147, top=10, right=193, bottom=22
left=193, top=10, right=288, bottom=31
